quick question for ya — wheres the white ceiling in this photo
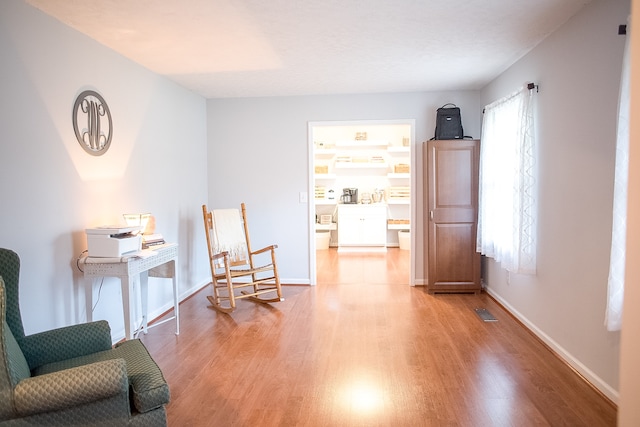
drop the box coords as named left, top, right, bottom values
left=25, top=0, right=592, bottom=99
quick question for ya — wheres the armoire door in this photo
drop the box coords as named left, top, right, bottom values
left=425, top=139, right=481, bottom=294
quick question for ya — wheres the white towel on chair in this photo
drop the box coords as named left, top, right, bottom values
left=212, top=208, right=248, bottom=264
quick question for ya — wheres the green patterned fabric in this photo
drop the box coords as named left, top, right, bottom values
left=129, top=407, right=168, bottom=427
left=0, top=276, right=21, bottom=421
left=20, top=320, right=113, bottom=369
left=34, top=339, right=170, bottom=414
left=0, top=249, right=113, bottom=371
left=3, top=321, right=30, bottom=386
left=0, top=249, right=169, bottom=426
left=14, top=359, right=128, bottom=416
left=0, top=250, right=24, bottom=340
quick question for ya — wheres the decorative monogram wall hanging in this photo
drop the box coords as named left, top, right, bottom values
left=72, top=90, right=113, bottom=156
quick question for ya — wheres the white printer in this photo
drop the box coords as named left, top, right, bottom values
left=85, top=226, right=142, bottom=257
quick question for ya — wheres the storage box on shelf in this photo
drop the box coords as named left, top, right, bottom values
left=320, top=214, right=332, bottom=225
left=387, top=186, right=411, bottom=204
left=315, top=165, right=329, bottom=174
left=398, top=230, right=410, bottom=250
left=394, top=163, right=410, bottom=173
left=387, top=219, right=410, bottom=230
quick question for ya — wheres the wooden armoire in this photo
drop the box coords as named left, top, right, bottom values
left=424, top=139, right=481, bottom=294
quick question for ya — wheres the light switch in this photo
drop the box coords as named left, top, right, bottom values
left=299, top=191, right=308, bottom=203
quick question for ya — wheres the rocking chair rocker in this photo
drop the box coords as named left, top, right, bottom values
left=202, top=203, right=283, bottom=313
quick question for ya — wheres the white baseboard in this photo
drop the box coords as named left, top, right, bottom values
left=111, top=279, right=210, bottom=343
left=485, top=287, right=619, bottom=404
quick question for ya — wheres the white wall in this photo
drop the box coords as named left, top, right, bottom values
left=480, top=0, right=629, bottom=402
left=0, top=0, right=210, bottom=341
left=207, top=92, right=482, bottom=284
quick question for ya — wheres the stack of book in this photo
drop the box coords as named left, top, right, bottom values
left=142, top=234, right=165, bottom=248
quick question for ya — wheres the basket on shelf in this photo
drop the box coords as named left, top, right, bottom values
left=388, top=186, right=410, bottom=200
left=314, top=186, right=326, bottom=199
left=320, top=215, right=333, bottom=225
left=394, top=163, right=410, bottom=173
left=352, top=156, right=369, bottom=163
left=315, top=165, right=329, bottom=174
left=388, top=219, right=410, bottom=225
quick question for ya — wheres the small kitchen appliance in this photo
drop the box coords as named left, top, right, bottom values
left=372, top=189, right=385, bottom=203
left=341, top=188, right=358, bottom=204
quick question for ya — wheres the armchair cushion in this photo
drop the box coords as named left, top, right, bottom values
left=14, top=359, right=128, bottom=417
left=3, top=320, right=30, bottom=385
left=33, top=339, right=169, bottom=414
left=19, top=320, right=113, bottom=370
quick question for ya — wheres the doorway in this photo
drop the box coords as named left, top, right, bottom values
left=308, top=120, right=416, bottom=286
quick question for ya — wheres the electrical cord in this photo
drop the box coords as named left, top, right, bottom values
left=92, top=278, right=105, bottom=312
left=76, top=250, right=88, bottom=273
left=76, top=249, right=103, bottom=312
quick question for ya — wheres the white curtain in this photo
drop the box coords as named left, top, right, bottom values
left=605, top=23, right=631, bottom=332
left=477, top=85, right=537, bottom=274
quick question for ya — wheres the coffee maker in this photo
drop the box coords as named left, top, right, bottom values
left=341, top=188, right=358, bottom=204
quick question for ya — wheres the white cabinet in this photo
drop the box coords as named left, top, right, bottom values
left=337, top=205, right=387, bottom=250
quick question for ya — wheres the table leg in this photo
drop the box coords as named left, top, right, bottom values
left=121, top=276, right=136, bottom=340
left=171, top=260, right=179, bottom=335
left=86, top=278, right=99, bottom=322
left=140, top=271, right=149, bottom=334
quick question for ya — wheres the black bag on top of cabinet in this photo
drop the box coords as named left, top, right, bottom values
left=433, top=103, right=464, bottom=140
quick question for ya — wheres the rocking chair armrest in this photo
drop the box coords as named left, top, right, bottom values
left=211, top=251, right=228, bottom=261
left=249, top=244, right=278, bottom=256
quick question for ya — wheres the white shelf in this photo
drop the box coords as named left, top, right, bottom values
left=387, top=173, right=410, bottom=179
left=387, top=199, right=410, bottom=205
left=334, top=162, right=388, bottom=169
left=314, top=174, right=337, bottom=179
left=387, top=224, right=410, bottom=230
left=335, top=140, right=389, bottom=147
left=314, top=149, right=336, bottom=156
left=316, top=223, right=337, bottom=231
left=315, top=199, right=337, bottom=205
left=387, top=146, right=410, bottom=153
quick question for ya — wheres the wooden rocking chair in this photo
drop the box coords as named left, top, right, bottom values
left=202, top=203, right=283, bottom=313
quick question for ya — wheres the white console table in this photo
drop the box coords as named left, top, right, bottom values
left=80, top=243, right=180, bottom=340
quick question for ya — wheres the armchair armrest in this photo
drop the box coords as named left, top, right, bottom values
left=14, top=359, right=129, bottom=417
left=20, top=320, right=113, bottom=369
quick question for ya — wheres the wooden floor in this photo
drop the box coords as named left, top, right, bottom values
left=140, top=248, right=616, bottom=426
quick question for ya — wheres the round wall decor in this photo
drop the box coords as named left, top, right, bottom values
left=72, top=90, right=113, bottom=156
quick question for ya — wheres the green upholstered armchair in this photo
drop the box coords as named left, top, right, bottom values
left=0, top=248, right=170, bottom=426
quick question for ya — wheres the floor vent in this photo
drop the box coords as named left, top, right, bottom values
left=475, top=308, right=498, bottom=322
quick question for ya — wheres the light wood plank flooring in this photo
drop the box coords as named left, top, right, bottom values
left=139, top=248, right=616, bottom=426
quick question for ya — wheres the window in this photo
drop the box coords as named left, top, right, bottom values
left=476, top=85, right=537, bottom=275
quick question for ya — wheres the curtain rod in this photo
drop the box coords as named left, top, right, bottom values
left=482, top=83, right=538, bottom=113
